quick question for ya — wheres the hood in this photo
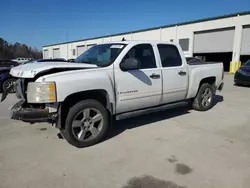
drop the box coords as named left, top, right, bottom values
left=239, top=66, right=250, bottom=72
left=10, top=62, right=98, bottom=78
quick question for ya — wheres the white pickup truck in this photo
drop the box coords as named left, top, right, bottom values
left=2, top=41, right=224, bottom=148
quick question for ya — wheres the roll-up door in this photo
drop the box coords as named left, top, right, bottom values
left=53, top=48, right=60, bottom=58
left=194, top=27, right=235, bottom=53
left=77, top=45, right=87, bottom=56
left=43, top=50, right=49, bottom=59
left=241, top=25, right=250, bottom=55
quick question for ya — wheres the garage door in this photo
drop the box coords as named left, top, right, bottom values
left=194, top=27, right=235, bottom=53
left=53, top=48, right=60, bottom=58
left=43, top=50, right=49, bottom=59
left=77, top=45, right=87, bottom=56
left=241, top=25, right=250, bottom=55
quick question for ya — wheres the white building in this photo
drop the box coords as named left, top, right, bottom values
left=43, top=11, right=250, bottom=72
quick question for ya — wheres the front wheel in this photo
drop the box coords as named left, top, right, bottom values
left=60, top=99, right=110, bottom=148
left=192, top=83, right=215, bottom=111
left=2, top=78, right=16, bottom=93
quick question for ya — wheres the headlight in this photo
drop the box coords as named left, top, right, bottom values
left=27, top=82, right=56, bottom=103
left=237, top=69, right=247, bottom=75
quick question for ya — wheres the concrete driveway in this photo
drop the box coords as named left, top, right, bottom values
left=0, top=75, right=250, bottom=188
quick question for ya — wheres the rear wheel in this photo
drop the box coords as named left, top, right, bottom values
left=2, top=78, right=16, bottom=93
left=192, top=83, right=215, bottom=111
left=60, top=99, right=109, bottom=148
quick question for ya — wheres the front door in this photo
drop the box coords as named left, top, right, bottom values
left=157, top=44, right=188, bottom=104
left=114, top=44, right=162, bottom=114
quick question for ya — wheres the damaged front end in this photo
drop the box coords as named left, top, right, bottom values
left=11, top=100, right=58, bottom=123
left=4, top=79, right=59, bottom=124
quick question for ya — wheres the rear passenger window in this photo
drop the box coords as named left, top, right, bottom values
left=123, top=44, right=156, bottom=69
left=157, top=44, right=182, bottom=67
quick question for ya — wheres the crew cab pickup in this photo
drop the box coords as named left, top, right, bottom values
left=3, top=41, right=224, bottom=148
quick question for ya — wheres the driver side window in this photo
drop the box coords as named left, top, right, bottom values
left=123, top=44, right=156, bottom=69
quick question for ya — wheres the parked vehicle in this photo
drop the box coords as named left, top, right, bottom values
left=0, top=59, right=19, bottom=68
left=0, top=67, right=16, bottom=93
left=234, top=59, right=250, bottom=86
left=2, top=41, right=224, bottom=148
left=12, top=57, right=32, bottom=64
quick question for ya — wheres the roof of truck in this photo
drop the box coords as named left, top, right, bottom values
left=102, top=40, right=175, bottom=45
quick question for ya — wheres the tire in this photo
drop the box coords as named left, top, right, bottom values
left=60, top=99, right=109, bottom=148
left=192, top=83, right=215, bottom=111
left=2, top=78, right=16, bottom=93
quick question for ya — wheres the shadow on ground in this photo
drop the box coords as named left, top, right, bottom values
left=106, top=95, right=224, bottom=141
left=121, top=175, right=186, bottom=188
left=214, top=94, right=224, bottom=104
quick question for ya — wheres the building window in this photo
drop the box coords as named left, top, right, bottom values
left=179, top=38, right=189, bottom=51
left=72, top=49, right=76, bottom=56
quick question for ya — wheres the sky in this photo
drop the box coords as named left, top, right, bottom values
left=1, top=0, right=249, bottom=49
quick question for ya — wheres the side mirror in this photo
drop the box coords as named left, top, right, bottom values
left=120, top=58, right=140, bottom=71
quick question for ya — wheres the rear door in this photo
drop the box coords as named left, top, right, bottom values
left=157, top=44, right=188, bottom=104
left=115, top=44, right=162, bottom=113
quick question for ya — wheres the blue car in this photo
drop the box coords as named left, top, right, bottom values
left=234, top=59, right=250, bottom=86
left=0, top=67, right=16, bottom=93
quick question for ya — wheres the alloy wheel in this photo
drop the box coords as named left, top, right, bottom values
left=201, top=88, right=212, bottom=107
left=71, top=108, right=104, bottom=141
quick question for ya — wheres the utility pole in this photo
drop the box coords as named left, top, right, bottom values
left=66, top=32, right=68, bottom=60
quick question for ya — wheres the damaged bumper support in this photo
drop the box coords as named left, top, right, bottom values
left=218, top=82, right=224, bottom=91
left=11, top=101, right=58, bottom=123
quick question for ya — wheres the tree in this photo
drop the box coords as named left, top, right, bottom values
left=0, top=38, right=43, bottom=59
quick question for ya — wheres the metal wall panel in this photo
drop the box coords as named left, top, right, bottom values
left=53, top=48, right=60, bottom=58
left=194, top=28, right=235, bottom=53
left=241, top=25, right=250, bottom=55
left=77, top=45, right=87, bottom=56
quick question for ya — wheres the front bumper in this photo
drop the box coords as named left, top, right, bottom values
left=234, top=79, right=250, bottom=86
left=11, top=101, right=57, bottom=123
left=234, top=72, right=250, bottom=86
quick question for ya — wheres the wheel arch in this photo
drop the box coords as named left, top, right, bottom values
left=188, top=76, right=216, bottom=99
left=57, top=89, right=113, bottom=129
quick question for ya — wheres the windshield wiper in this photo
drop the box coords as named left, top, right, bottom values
left=75, top=61, right=92, bottom=64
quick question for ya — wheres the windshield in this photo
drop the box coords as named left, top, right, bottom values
left=75, top=43, right=126, bottom=67
left=244, top=59, right=250, bottom=66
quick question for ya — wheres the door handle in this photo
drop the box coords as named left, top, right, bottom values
left=178, top=71, right=186, bottom=76
left=150, top=73, right=160, bottom=79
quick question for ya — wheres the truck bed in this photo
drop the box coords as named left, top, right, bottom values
left=187, top=61, right=222, bottom=66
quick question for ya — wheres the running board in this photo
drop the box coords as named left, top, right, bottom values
left=115, top=101, right=188, bottom=120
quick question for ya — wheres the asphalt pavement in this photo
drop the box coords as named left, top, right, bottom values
left=0, top=75, right=250, bottom=188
